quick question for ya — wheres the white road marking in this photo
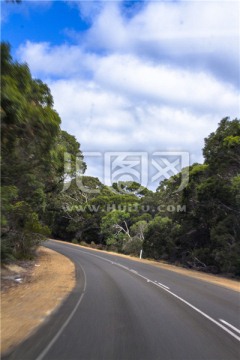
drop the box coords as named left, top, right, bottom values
left=154, top=280, right=169, bottom=289
left=156, top=287, right=240, bottom=342
left=49, top=242, right=240, bottom=343
left=158, top=282, right=170, bottom=290
left=116, top=263, right=129, bottom=270
left=130, top=269, right=138, bottom=274
left=80, top=248, right=240, bottom=341
left=36, top=259, right=87, bottom=360
left=220, top=319, right=240, bottom=334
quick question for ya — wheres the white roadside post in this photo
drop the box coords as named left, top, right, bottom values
left=140, top=249, right=143, bottom=259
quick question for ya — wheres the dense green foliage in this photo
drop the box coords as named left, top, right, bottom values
left=1, top=43, right=85, bottom=258
left=1, top=43, right=239, bottom=276
left=49, top=117, right=239, bottom=277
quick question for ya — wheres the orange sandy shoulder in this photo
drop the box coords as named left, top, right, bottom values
left=1, top=246, right=75, bottom=354
left=55, top=239, right=240, bottom=293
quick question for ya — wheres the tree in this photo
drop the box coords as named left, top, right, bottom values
left=101, top=210, right=131, bottom=251
left=112, top=181, right=151, bottom=197
left=203, top=117, right=240, bottom=178
left=0, top=42, right=85, bottom=258
left=45, top=177, right=102, bottom=242
left=143, top=216, right=181, bottom=260
left=1, top=43, right=61, bottom=199
left=122, top=220, right=148, bottom=256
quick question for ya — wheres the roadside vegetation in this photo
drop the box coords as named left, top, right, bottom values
left=1, top=43, right=240, bottom=277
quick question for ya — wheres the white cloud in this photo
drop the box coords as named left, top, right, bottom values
left=94, top=54, right=239, bottom=114
left=48, top=74, right=235, bottom=157
left=19, top=39, right=239, bottom=157
left=19, top=41, right=239, bottom=117
left=15, top=0, right=240, bottom=188
left=17, top=41, right=97, bottom=77
left=82, top=1, right=239, bottom=87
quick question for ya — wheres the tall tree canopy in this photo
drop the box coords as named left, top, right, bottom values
left=1, top=42, right=85, bottom=258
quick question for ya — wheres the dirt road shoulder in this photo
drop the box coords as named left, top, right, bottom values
left=1, top=246, right=75, bottom=354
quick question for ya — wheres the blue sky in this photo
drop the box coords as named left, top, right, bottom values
left=1, top=0, right=240, bottom=189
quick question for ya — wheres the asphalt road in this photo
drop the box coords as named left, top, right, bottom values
left=4, top=240, right=240, bottom=360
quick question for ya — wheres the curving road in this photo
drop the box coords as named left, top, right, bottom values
left=4, top=240, right=240, bottom=360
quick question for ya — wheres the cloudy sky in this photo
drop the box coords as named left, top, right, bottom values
left=2, top=0, right=240, bottom=189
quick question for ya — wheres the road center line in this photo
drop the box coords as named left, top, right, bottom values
left=116, top=263, right=129, bottom=270
left=130, top=269, right=138, bottom=274
left=219, top=319, right=240, bottom=334
left=55, top=244, right=240, bottom=343
left=157, top=282, right=170, bottom=290
left=148, top=285, right=240, bottom=342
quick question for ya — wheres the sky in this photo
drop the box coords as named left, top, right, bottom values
left=1, top=0, right=240, bottom=190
